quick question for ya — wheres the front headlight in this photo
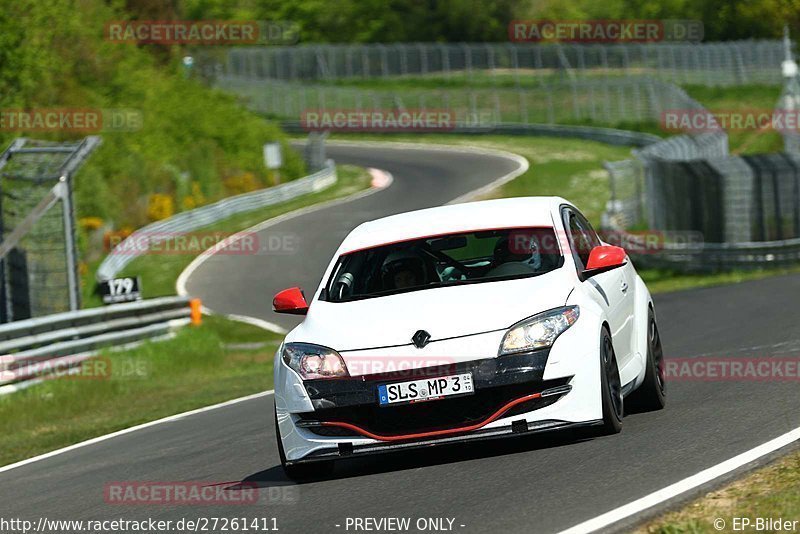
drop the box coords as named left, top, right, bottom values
left=281, top=343, right=349, bottom=380
left=499, top=306, right=579, bottom=356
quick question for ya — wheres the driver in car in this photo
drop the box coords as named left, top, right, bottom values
left=381, top=250, right=428, bottom=290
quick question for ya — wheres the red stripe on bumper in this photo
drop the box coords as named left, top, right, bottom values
left=319, top=391, right=543, bottom=442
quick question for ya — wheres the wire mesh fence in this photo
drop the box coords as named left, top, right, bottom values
left=1, top=147, right=72, bottom=319
left=213, top=40, right=787, bottom=87
left=209, top=39, right=800, bottom=270
left=0, top=138, right=100, bottom=322
left=215, top=75, right=705, bottom=126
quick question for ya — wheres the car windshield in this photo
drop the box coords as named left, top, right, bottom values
left=323, top=227, right=563, bottom=302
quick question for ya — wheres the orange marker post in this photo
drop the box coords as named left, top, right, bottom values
left=189, top=298, right=203, bottom=326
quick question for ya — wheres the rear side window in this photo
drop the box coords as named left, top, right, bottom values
left=563, top=208, right=600, bottom=271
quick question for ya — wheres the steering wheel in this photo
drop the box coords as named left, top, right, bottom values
left=332, top=272, right=354, bottom=300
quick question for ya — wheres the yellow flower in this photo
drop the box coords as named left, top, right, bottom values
left=147, top=193, right=174, bottom=221
left=79, top=216, right=104, bottom=231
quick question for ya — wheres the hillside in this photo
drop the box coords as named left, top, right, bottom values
left=0, top=0, right=304, bottom=234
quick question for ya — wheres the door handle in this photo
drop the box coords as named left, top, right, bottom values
left=620, top=280, right=628, bottom=293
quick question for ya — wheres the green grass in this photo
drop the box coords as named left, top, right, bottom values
left=312, top=71, right=633, bottom=90
left=682, top=84, right=784, bottom=154
left=81, top=164, right=371, bottom=305
left=0, top=315, right=282, bottom=467
left=285, top=76, right=783, bottom=154
left=638, top=451, right=800, bottom=533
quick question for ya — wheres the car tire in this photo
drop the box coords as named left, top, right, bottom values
left=627, top=307, right=666, bottom=412
left=274, top=408, right=335, bottom=480
left=599, top=326, right=623, bottom=435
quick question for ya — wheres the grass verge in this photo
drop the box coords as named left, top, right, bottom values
left=638, top=450, right=800, bottom=533
left=0, top=315, right=282, bottom=467
left=682, top=84, right=783, bottom=154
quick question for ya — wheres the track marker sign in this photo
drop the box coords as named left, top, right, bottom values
left=99, top=276, right=142, bottom=304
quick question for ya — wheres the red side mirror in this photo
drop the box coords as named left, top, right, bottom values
left=273, top=287, right=309, bottom=315
left=584, top=245, right=627, bottom=276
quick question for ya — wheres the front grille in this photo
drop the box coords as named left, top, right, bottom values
left=299, top=377, right=569, bottom=437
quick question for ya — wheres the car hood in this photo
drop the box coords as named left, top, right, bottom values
left=286, top=268, right=575, bottom=351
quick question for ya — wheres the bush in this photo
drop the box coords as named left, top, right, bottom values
left=0, top=0, right=305, bottom=234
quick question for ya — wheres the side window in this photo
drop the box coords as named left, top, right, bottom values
left=562, top=207, right=599, bottom=271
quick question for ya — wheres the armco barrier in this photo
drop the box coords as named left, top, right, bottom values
left=0, top=296, right=192, bottom=387
left=279, top=121, right=662, bottom=147
left=628, top=237, right=800, bottom=273
left=96, top=160, right=336, bottom=282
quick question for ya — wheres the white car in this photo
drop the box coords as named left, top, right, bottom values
left=272, top=197, right=665, bottom=479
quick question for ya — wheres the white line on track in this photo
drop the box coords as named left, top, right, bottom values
left=556, top=426, right=800, bottom=533
left=0, top=390, right=274, bottom=474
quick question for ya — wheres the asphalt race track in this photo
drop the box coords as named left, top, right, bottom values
left=2, top=143, right=800, bottom=534
left=183, top=143, right=525, bottom=331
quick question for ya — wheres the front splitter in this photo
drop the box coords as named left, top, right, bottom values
left=287, top=418, right=603, bottom=466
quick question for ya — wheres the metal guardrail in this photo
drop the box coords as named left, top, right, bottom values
left=0, top=296, right=192, bottom=388
left=96, top=159, right=337, bottom=282
left=280, top=121, right=662, bottom=147
left=628, top=237, right=800, bottom=273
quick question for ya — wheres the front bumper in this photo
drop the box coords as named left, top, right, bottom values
left=276, top=335, right=604, bottom=463
left=297, top=350, right=570, bottom=439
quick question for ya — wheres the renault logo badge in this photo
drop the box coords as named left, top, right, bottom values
left=412, top=330, right=431, bottom=349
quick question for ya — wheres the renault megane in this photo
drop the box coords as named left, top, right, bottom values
left=271, top=197, right=665, bottom=479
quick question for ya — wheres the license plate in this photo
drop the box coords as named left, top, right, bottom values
left=378, top=373, right=474, bottom=406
